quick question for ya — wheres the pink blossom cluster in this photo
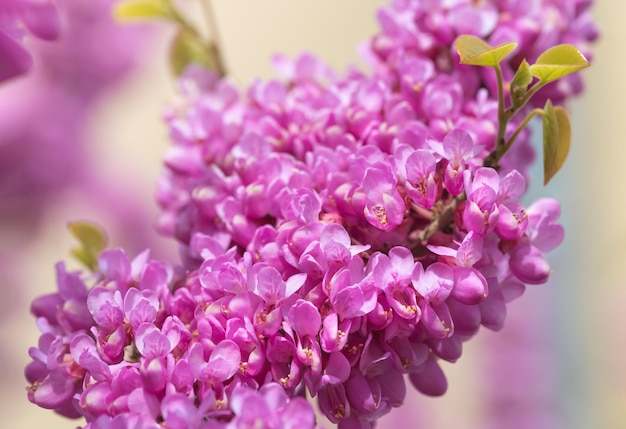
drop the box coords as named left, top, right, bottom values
left=25, top=0, right=596, bottom=428
left=24, top=200, right=563, bottom=427
left=25, top=249, right=318, bottom=427
left=371, top=0, right=598, bottom=104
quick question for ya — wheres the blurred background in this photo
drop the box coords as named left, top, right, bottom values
left=1, top=1, right=624, bottom=428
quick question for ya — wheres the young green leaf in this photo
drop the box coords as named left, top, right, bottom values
left=542, top=100, right=571, bottom=185
left=529, top=44, right=590, bottom=83
left=170, top=28, right=222, bottom=75
left=68, top=222, right=108, bottom=271
left=510, top=59, right=532, bottom=108
left=455, top=34, right=517, bottom=67
left=113, top=0, right=171, bottom=21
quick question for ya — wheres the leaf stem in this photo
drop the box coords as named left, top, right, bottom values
left=499, top=108, right=543, bottom=159
left=199, top=0, right=227, bottom=75
left=494, top=65, right=507, bottom=142
left=515, top=80, right=547, bottom=113
left=166, top=1, right=201, bottom=38
left=165, top=0, right=227, bottom=76
left=414, top=194, right=464, bottom=244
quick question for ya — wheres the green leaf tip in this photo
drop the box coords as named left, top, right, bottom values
left=67, top=221, right=108, bottom=271
left=455, top=34, right=517, bottom=67
left=113, top=0, right=171, bottom=22
left=170, top=29, right=222, bottom=76
left=510, top=59, right=532, bottom=107
left=542, top=100, right=571, bottom=185
left=529, top=44, right=590, bottom=84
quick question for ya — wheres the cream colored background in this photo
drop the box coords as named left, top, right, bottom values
left=3, top=1, right=624, bottom=428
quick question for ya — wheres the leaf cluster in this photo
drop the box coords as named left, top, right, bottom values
left=455, top=35, right=589, bottom=184
left=114, top=0, right=223, bottom=76
left=67, top=222, right=108, bottom=271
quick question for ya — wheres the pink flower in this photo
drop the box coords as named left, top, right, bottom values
left=463, top=168, right=501, bottom=236
left=0, top=0, right=59, bottom=81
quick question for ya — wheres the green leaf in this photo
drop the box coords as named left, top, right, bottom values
left=113, top=0, right=171, bottom=21
left=455, top=34, right=517, bottom=67
left=529, top=44, right=590, bottom=83
left=170, top=28, right=221, bottom=75
left=542, top=101, right=571, bottom=185
left=510, top=59, right=532, bottom=107
left=68, top=222, right=108, bottom=271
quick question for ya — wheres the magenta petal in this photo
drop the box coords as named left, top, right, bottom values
left=359, top=336, right=393, bottom=378
left=409, top=356, right=448, bottom=396
left=0, top=30, right=32, bottom=81
left=449, top=4, right=498, bottom=37
left=258, top=382, right=289, bottom=410
left=30, top=293, right=63, bottom=322
left=405, top=149, right=437, bottom=208
left=61, top=298, right=93, bottom=331
left=287, top=299, right=322, bottom=338
left=55, top=262, right=88, bottom=300
left=463, top=200, right=489, bottom=235
left=444, top=163, right=465, bottom=195
left=495, top=203, right=528, bottom=240
left=428, top=335, right=462, bottom=362
left=282, top=397, right=317, bottom=429
left=70, top=334, right=110, bottom=381
left=443, top=128, right=473, bottom=159
left=98, top=248, right=131, bottom=282
left=532, top=222, right=565, bottom=253
left=127, top=388, right=161, bottom=420
left=345, top=370, right=382, bottom=415
left=451, top=267, right=488, bottom=304
left=527, top=197, right=561, bottom=220
left=509, top=243, right=551, bottom=284
left=139, top=260, right=171, bottom=291
left=447, top=298, right=481, bottom=337
left=480, top=287, right=507, bottom=331
left=124, top=289, right=158, bottom=328
left=420, top=302, right=453, bottom=339
left=337, top=415, right=373, bottom=429
left=255, top=265, right=286, bottom=305
left=98, top=324, right=127, bottom=362
left=412, top=262, right=454, bottom=304
left=135, top=324, right=171, bottom=359
left=474, top=167, right=500, bottom=189
left=207, top=339, right=241, bottom=382
left=321, top=351, right=351, bottom=386
left=162, top=393, right=196, bottom=429
left=364, top=192, right=405, bottom=231
left=21, top=1, right=60, bottom=40
left=332, top=283, right=366, bottom=319
left=321, top=312, right=340, bottom=353
left=79, top=382, right=110, bottom=416
left=456, top=231, right=483, bottom=267
left=318, top=383, right=350, bottom=423
left=87, top=287, right=123, bottom=329
left=499, top=170, right=527, bottom=202
left=377, top=366, right=406, bottom=407
left=30, top=371, right=76, bottom=410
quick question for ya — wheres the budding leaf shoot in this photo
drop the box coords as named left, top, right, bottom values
left=67, top=222, right=108, bottom=271
left=542, top=100, right=572, bottom=185
left=455, top=35, right=517, bottom=67
left=529, top=44, right=590, bottom=83
left=113, top=0, right=171, bottom=21
left=510, top=59, right=532, bottom=108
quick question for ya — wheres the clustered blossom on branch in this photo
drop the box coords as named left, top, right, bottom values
left=25, top=0, right=597, bottom=428
left=26, top=250, right=318, bottom=427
